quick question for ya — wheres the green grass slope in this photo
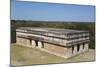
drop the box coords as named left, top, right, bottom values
left=11, top=44, right=95, bottom=66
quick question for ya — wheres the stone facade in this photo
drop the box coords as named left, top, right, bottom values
left=16, top=27, right=89, bottom=58
left=16, top=36, right=89, bottom=58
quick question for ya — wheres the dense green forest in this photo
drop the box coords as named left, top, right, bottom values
left=11, top=20, right=95, bottom=49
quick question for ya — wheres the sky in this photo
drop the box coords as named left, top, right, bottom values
left=11, top=0, right=95, bottom=22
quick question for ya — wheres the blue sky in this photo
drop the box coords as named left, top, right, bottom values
left=11, top=0, right=95, bottom=22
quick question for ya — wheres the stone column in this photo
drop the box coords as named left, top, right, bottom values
left=84, top=43, right=89, bottom=51
left=38, top=41, right=42, bottom=48
left=32, top=40, right=36, bottom=48
left=82, top=43, right=88, bottom=52
left=79, top=44, right=83, bottom=53
left=73, top=45, right=77, bottom=55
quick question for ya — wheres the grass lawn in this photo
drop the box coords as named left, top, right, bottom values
left=11, top=44, right=95, bottom=66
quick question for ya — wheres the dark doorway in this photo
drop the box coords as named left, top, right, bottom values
left=35, top=40, right=38, bottom=47
left=72, top=45, right=74, bottom=54
left=41, top=41, right=44, bottom=48
left=29, top=39, right=32, bottom=45
left=83, top=43, right=85, bottom=49
left=77, top=44, right=80, bottom=52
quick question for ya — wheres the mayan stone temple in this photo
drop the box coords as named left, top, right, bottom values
left=16, top=27, right=90, bottom=58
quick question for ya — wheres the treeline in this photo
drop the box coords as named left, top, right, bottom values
left=11, top=20, right=95, bottom=49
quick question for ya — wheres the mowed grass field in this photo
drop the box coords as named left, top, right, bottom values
left=11, top=44, right=95, bottom=66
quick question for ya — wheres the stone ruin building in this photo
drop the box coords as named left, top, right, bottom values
left=16, top=27, right=89, bottom=58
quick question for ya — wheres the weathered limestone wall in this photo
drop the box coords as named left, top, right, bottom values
left=66, top=47, right=72, bottom=58
left=16, top=37, right=25, bottom=46
left=16, top=37, right=29, bottom=46
left=16, top=37, right=89, bottom=58
left=16, top=37, right=32, bottom=48
left=16, top=37, right=44, bottom=48
left=43, top=43, right=68, bottom=58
